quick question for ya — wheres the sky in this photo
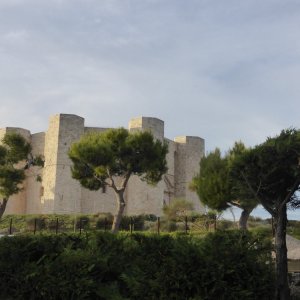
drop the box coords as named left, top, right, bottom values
left=1, top=0, right=300, bottom=220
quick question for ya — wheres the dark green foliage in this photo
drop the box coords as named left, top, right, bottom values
left=75, top=216, right=91, bottom=230
left=96, top=214, right=149, bottom=231
left=193, top=148, right=231, bottom=210
left=160, top=219, right=178, bottom=232
left=287, top=220, right=300, bottom=240
left=197, top=231, right=274, bottom=299
left=46, top=218, right=66, bottom=231
left=26, top=217, right=47, bottom=231
left=95, top=213, right=114, bottom=230
left=217, top=219, right=234, bottom=230
left=120, top=215, right=145, bottom=231
left=143, top=214, right=158, bottom=222
left=163, top=198, right=194, bottom=221
left=1, top=133, right=31, bottom=164
left=0, top=214, right=92, bottom=234
left=0, top=133, right=43, bottom=218
left=230, top=128, right=300, bottom=298
left=0, top=231, right=274, bottom=299
left=192, top=143, right=258, bottom=224
left=95, top=214, right=157, bottom=231
left=250, top=226, right=273, bottom=238
left=231, top=129, right=300, bottom=213
left=25, top=215, right=69, bottom=232
left=68, top=128, right=168, bottom=189
left=0, top=167, right=25, bottom=197
left=68, top=128, right=168, bottom=232
left=0, top=234, right=88, bottom=300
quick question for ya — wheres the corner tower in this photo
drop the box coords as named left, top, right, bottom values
left=128, top=117, right=164, bottom=141
left=174, top=136, right=205, bottom=213
left=42, top=114, right=84, bottom=213
left=126, top=117, right=165, bottom=215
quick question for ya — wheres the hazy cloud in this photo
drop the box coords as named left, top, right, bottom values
left=0, top=0, right=300, bottom=151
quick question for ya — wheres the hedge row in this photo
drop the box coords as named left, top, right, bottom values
left=0, top=231, right=274, bottom=299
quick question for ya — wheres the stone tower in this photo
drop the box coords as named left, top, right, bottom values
left=126, top=117, right=166, bottom=216
left=174, top=136, right=205, bottom=212
left=42, top=114, right=84, bottom=213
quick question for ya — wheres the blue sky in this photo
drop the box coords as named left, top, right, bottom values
left=1, top=0, right=300, bottom=220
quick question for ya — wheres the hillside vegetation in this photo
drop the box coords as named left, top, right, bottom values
left=1, top=213, right=299, bottom=239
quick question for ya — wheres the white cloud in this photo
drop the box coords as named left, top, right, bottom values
left=0, top=0, right=300, bottom=147
left=2, top=29, right=29, bottom=42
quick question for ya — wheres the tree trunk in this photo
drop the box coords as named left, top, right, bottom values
left=274, top=204, right=290, bottom=300
left=238, top=208, right=252, bottom=230
left=111, top=191, right=126, bottom=233
left=0, top=198, right=8, bottom=219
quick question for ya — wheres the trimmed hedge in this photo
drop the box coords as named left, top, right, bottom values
left=0, top=231, right=274, bottom=299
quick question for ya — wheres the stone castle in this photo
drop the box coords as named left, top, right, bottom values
left=0, top=114, right=205, bottom=216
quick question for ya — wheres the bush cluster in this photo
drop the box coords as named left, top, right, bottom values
left=0, top=214, right=161, bottom=234
left=0, top=230, right=274, bottom=299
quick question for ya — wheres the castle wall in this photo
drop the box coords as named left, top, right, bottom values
left=42, top=115, right=59, bottom=212
left=174, top=139, right=186, bottom=199
left=184, top=137, right=205, bottom=212
left=0, top=114, right=205, bottom=217
left=174, top=136, right=205, bottom=213
left=25, top=132, right=45, bottom=214
left=84, top=127, right=111, bottom=134
left=80, top=188, right=117, bottom=214
left=125, top=175, right=165, bottom=216
left=163, top=139, right=176, bottom=206
left=42, top=115, right=60, bottom=212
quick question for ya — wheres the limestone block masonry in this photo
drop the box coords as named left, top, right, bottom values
left=1, top=114, right=206, bottom=216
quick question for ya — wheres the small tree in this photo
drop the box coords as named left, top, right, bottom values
left=163, top=198, right=194, bottom=221
left=68, top=128, right=168, bottom=233
left=0, top=133, right=42, bottom=218
left=230, top=129, right=300, bottom=299
left=192, top=142, right=258, bottom=230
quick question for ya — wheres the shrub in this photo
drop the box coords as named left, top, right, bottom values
left=196, top=230, right=275, bottom=299
left=46, top=218, right=66, bottom=231
left=26, top=217, right=47, bottom=231
left=0, top=231, right=274, bottom=299
left=120, top=215, right=145, bottom=231
left=143, top=214, right=157, bottom=222
left=163, top=198, right=194, bottom=221
left=250, top=226, right=273, bottom=239
left=75, top=216, right=90, bottom=230
left=159, top=220, right=178, bottom=232
left=95, top=213, right=113, bottom=230
left=217, top=219, right=235, bottom=230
